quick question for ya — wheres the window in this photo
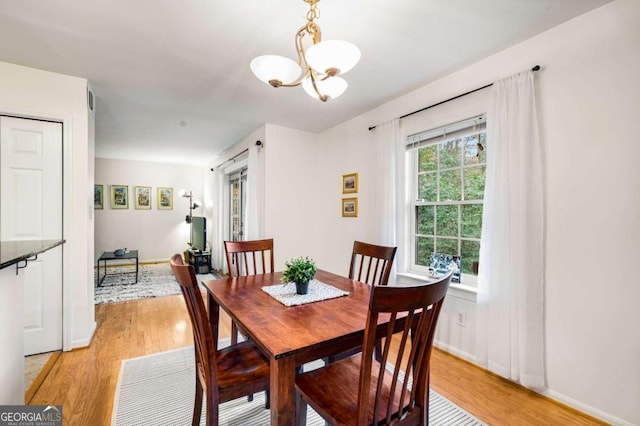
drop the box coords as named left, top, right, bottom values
left=407, top=116, right=486, bottom=286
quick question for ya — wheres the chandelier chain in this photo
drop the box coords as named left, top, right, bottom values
left=306, top=3, right=319, bottom=22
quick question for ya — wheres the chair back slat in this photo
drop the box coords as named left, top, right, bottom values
left=357, top=272, right=452, bottom=425
left=349, top=241, right=397, bottom=286
left=224, top=239, right=274, bottom=277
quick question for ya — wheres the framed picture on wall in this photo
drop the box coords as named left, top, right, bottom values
left=342, top=197, right=358, bottom=217
left=110, top=185, right=129, bottom=209
left=158, top=187, right=173, bottom=210
left=342, top=172, right=358, bottom=194
left=134, top=186, right=151, bottom=210
left=94, top=184, right=104, bottom=209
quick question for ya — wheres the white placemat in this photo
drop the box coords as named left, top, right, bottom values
left=262, top=279, right=349, bottom=306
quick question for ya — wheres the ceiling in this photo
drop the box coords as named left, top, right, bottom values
left=0, top=0, right=611, bottom=166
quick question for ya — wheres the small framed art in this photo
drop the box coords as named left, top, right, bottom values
left=110, top=185, right=129, bottom=209
left=342, top=173, right=358, bottom=194
left=158, top=187, right=173, bottom=210
left=342, top=197, right=358, bottom=217
left=94, top=184, right=104, bottom=209
left=134, top=186, right=151, bottom=210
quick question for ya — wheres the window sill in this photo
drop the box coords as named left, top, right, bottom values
left=395, top=272, right=478, bottom=302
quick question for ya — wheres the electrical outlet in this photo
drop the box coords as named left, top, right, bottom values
left=455, top=310, right=467, bottom=327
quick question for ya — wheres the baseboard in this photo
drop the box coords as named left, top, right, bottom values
left=94, top=259, right=168, bottom=269
left=433, top=339, right=476, bottom=363
left=542, top=389, right=633, bottom=426
left=139, top=259, right=170, bottom=265
left=71, top=320, right=97, bottom=349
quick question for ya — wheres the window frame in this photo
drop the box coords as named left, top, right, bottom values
left=406, top=116, right=486, bottom=287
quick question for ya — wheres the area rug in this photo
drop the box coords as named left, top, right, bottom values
left=95, top=263, right=221, bottom=305
left=112, top=341, right=486, bottom=425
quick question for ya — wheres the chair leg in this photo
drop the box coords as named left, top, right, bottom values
left=374, top=339, right=383, bottom=363
left=265, top=389, right=270, bottom=409
left=295, top=391, right=308, bottom=426
left=206, top=383, right=217, bottom=426
left=192, top=378, right=203, bottom=426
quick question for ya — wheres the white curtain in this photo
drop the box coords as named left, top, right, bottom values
left=476, top=70, right=545, bottom=388
left=210, top=168, right=226, bottom=273
left=373, top=119, right=401, bottom=256
left=245, top=143, right=264, bottom=240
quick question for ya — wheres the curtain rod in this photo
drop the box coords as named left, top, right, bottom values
left=210, top=140, right=262, bottom=172
left=368, top=65, right=541, bottom=131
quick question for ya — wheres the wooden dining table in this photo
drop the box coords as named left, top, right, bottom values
left=202, top=268, right=396, bottom=425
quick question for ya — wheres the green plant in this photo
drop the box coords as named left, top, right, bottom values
left=281, top=256, right=317, bottom=285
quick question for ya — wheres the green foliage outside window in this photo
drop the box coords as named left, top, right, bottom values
left=418, top=145, right=437, bottom=172
left=418, top=173, right=437, bottom=201
left=436, top=205, right=458, bottom=237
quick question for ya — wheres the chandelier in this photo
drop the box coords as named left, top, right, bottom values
left=250, top=0, right=360, bottom=102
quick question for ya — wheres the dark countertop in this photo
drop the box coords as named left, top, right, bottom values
left=0, top=239, right=65, bottom=270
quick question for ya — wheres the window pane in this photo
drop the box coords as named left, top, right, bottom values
left=461, top=204, right=483, bottom=238
left=418, top=146, right=437, bottom=172
left=410, top=125, right=485, bottom=287
left=464, top=165, right=486, bottom=200
left=464, top=133, right=487, bottom=165
left=435, top=238, right=458, bottom=256
left=416, top=237, right=434, bottom=266
left=461, top=240, right=480, bottom=275
left=416, top=206, right=434, bottom=235
left=439, top=138, right=462, bottom=169
left=418, top=173, right=437, bottom=202
left=439, top=169, right=461, bottom=201
left=436, top=205, right=458, bottom=237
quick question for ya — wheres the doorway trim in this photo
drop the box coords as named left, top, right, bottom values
left=216, top=157, right=248, bottom=273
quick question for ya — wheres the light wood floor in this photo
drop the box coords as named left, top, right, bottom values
left=29, top=293, right=606, bottom=425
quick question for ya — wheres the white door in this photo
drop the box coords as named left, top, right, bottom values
left=0, top=116, right=63, bottom=355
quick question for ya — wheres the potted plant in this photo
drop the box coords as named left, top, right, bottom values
left=281, top=256, right=317, bottom=295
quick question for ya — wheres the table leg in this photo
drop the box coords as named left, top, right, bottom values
left=98, top=260, right=107, bottom=286
left=270, top=356, right=296, bottom=426
left=135, top=256, right=139, bottom=283
left=207, top=292, right=220, bottom=351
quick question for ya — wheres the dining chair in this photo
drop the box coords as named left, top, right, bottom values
left=295, top=272, right=452, bottom=426
left=224, top=238, right=274, bottom=345
left=169, top=254, right=270, bottom=426
left=325, top=241, right=397, bottom=364
left=349, top=240, right=397, bottom=286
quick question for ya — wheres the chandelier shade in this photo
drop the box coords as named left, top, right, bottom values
left=302, top=76, right=348, bottom=100
left=250, top=55, right=302, bottom=87
left=249, top=0, right=359, bottom=102
left=304, top=40, right=361, bottom=76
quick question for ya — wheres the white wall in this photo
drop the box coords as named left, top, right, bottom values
left=95, top=158, right=204, bottom=262
left=313, top=121, right=380, bottom=277
left=0, top=61, right=94, bottom=350
left=207, top=124, right=319, bottom=271
left=315, top=0, right=640, bottom=424
left=263, top=124, right=320, bottom=269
